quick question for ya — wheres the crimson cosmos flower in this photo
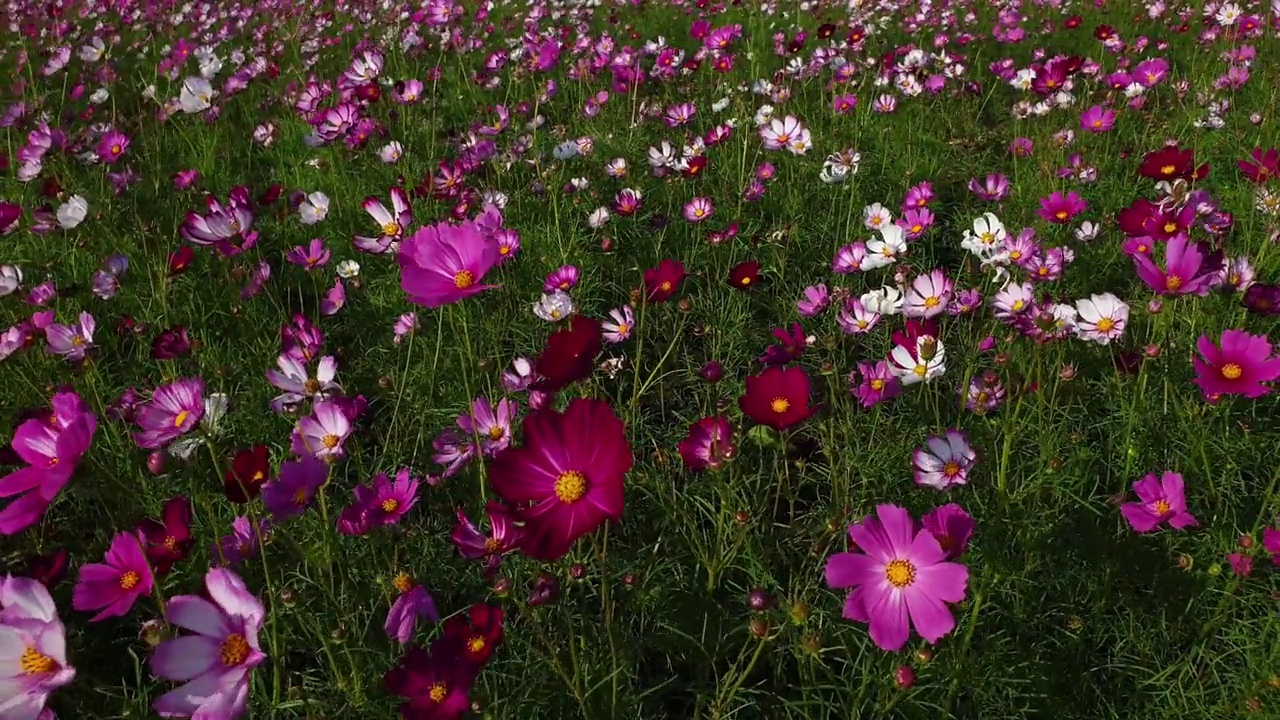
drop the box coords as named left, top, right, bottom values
left=738, top=365, right=813, bottom=430
left=533, top=315, right=602, bottom=393
left=643, top=258, right=686, bottom=302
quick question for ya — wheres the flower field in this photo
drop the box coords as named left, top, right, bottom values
left=2, top=0, right=1280, bottom=718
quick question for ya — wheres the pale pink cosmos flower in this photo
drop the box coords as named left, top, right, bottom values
left=912, top=430, right=976, bottom=490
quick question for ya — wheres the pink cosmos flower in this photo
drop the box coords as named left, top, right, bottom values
left=0, top=392, right=97, bottom=535
left=1120, top=471, right=1197, bottom=532
left=44, top=311, right=96, bottom=362
left=150, top=568, right=266, bottom=719
left=397, top=220, right=500, bottom=308
left=682, top=196, right=714, bottom=222
left=912, top=430, right=976, bottom=490
left=0, top=575, right=76, bottom=718
left=1037, top=190, right=1086, bottom=224
left=71, top=530, right=154, bottom=621
left=290, top=399, right=353, bottom=462
left=385, top=577, right=439, bottom=645
left=456, top=398, right=517, bottom=457
left=1130, top=234, right=1221, bottom=297
left=1191, top=329, right=1280, bottom=400
left=336, top=468, right=420, bottom=536
left=677, top=416, right=736, bottom=472
left=825, top=504, right=970, bottom=651
left=285, top=238, right=331, bottom=269
left=354, top=187, right=412, bottom=255
left=902, top=270, right=953, bottom=319
left=133, top=378, right=204, bottom=450
left=1080, top=105, right=1115, bottom=132
left=452, top=502, right=521, bottom=573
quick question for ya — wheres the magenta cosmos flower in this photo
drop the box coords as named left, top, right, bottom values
left=1120, top=471, right=1197, bottom=532
left=72, top=529, right=154, bottom=621
left=1191, top=329, right=1280, bottom=400
left=397, top=219, right=499, bottom=308
left=1037, top=191, right=1086, bottom=224
left=490, top=398, right=633, bottom=561
left=150, top=568, right=266, bottom=719
left=677, top=415, right=736, bottom=472
left=133, top=377, right=204, bottom=449
left=336, top=468, right=420, bottom=536
left=290, top=399, right=353, bottom=462
left=1131, top=234, right=1221, bottom=297
left=0, top=575, right=77, bottom=718
left=824, top=504, right=969, bottom=651
left=0, top=391, right=97, bottom=535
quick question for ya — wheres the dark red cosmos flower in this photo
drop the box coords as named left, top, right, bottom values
left=727, top=260, right=761, bottom=290
left=224, top=445, right=272, bottom=503
left=21, top=548, right=69, bottom=587
left=643, top=259, right=686, bottom=302
left=385, top=637, right=476, bottom=720
left=1143, top=205, right=1197, bottom=241
left=1138, top=146, right=1209, bottom=182
left=168, top=245, right=195, bottom=275
left=1063, top=15, right=1081, bottom=29
left=151, top=325, right=192, bottom=360
left=444, top=604, right=505, bottom=666
left=1244, top=283, right=1279, bottom=315
left=533, top=315, right=602, bottom=393
left=138, top=496, right=193, bottom=576
left=817, top=22, right=836, bottom=39
left=681, top=155, right=707, bottom=178
left=1093, top=24, right=1114, bottom=40
left=258, top=183, right=283, bottom=206
left=490, top=399, right=631, bottom=561
left=739, top=365, right=813, bottom=431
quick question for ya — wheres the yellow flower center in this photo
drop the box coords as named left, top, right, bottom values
left=71, top=336, right=85, bottom=347
left=21, top=647, right=57, bottom=674
left=1165, top=275, right=1182, bottom=291
left=615, top=323, right=630, bottom=335
left=293, top=488, right=309, bottom=505
left=910, top=224, right=922, bottom=234
left=1163, top=222, right=1177, bottom=233
left=884, top=559, right=917, bottom=589
left=555, top=470, right=587, bottom=503
left=1096, top=318, right=1115, bottom=332
left=870, top=379, right=885, bottom=391
left=429, top=682, right=448, bottom=703
left=1011, top=299, right=1025, bottom=312
left=163, top=535, right=178, bottom=551
left=659, top=281, right=672, bottom=292
left=483, top=537, right=501, bottom=553
left=499, top=245, right=510, bottom=255
left=454, top=270, right=475, bottom=289
left=321, top=434, right=340, bottom=449
left=943, top=462, right=961, bottom=477
left=111, top=144, right=122, bottom=155
left=381, top=222, right=399, bottom=236
left=304, top=379, right=321, bottom=394
left=1092, top=119, right=1102, bottom=128
left=393, top=572, right=413, bottom=594
left=913, top=364, right=928, bottom=377
left=487, top=426, right=505, bottom=440
left=468, top=636, right=486, bottom=653
left=1153, top=499, right=1171, bottom=515
left=220, top=633, right=250, bottom=666
left=1160, top=164, right=1176, bottom=176
left=1221, top=363, right=1243, bottom=380
left=770, top=397, right=790, bottom=414
left=924, top=296, right=940, bottom=308
left=1009, top=250, right=1022, bottom=260
left=740, top=276, right=752, bottom=286
left=174, top=410, right=190, bottom=428
left=1054, top=210, right=1068, bottom=220
left=119, top=570, right=141, bottom=590
left=381, top=498, right=400, bottom=513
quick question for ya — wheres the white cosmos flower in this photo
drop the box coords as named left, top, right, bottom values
left=299, top=192, right=330, bottom=225
left=861, top=285, right=904, bottom=316
left=534, top=291, right=576, bottom=322
left=863, top=203, right=893, bottom=230
left=56, top=195, right=89, bottom=229
left=336, top=260, right=361, bottom=279
left=179, top=76, right=213, bottom=113
left=1074, top=293, right=1129, bottom=345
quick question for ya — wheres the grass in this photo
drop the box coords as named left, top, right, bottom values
left=2, top=0, right=1280, bottom=718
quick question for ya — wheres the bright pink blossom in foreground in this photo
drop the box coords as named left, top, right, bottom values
left=0, top=575, right=76, bottom=718
left=397, top=220, right=500, bottom=308
left=1191, top=329, right=1280, bottom=400
left=1120, top=471, right=1198, bottom=533
left=490, top=398, right=632, bottom=561
left=825, top=504, right=969, bottom=651
left=150, top=568, right=266, bottom=719
left=72, top=530, right=154, bottom=621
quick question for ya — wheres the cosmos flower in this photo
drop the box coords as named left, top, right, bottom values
left=71, top=530, right=154, bottom=622
left=1191, top=329, right=1280, bottom=400
left=150, top=568, right=266, bottom=719
left=825, top=504, right=969, bottom=651
left=1120, top=471, right=1198, bottom=532
left=490, top=398, right=632, bottom=560
left=912, top=430, right=977, bottom=490
left=738, top=366, right=812, bottom=431
left=0, top=575, right=76, bottom=718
